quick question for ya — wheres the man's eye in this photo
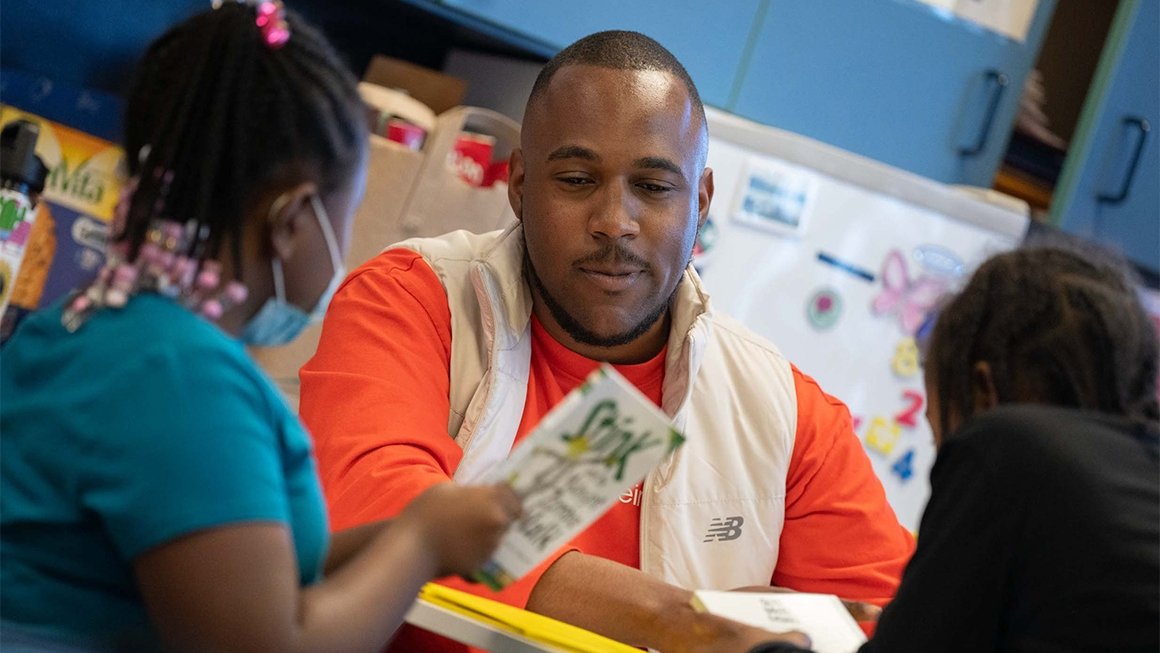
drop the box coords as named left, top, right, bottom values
left=558, top=176, right=591, bottom=186
left=638, top=182, right=673, bottom=194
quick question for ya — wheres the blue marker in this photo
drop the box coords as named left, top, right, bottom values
left=816, top=251, right=876, bottom=283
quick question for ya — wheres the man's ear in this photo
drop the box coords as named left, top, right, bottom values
left=971, top=360, right=1000, bottom=412
left=266, top=181, right=318, bottom=261
left=697, top=167, right=714, bottom=231
left=508, top=148, right=525, bottom=221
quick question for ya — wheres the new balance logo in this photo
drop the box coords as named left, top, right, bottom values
left=703, top=516, right=744, bottom=542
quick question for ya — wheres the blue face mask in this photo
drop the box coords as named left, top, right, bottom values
left=241, top=195, right=345, bottom=347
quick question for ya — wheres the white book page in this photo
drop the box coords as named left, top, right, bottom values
left=692, top=591, right=866, bottom=653
left=473, top=365, right=684, bottom=590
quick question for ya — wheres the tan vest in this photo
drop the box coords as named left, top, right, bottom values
left=396, top=223, right=799, bottom=590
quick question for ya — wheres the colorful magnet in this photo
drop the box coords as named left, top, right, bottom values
left=816, top=251, right=876, bottom=283
left=806, top=287, right=843, bottom=331
left=913, top=244, right=964, bottom=278
left=894, top=389, right=925, bottom=428
left=891, top=448, right=915, bottom=482
left=871, top=249, right=947, bottom=336
left=890, top=337, right=920, bottom=379
left=864, top=416, right=901, bottom=456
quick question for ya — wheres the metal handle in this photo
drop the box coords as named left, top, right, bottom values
left=1097, top=117, right=1151, bottom=205
left=958, top=69, right=1009, bottom=157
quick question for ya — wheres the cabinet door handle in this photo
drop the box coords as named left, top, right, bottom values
left=1097, top=116, right=1151, bottom=205
left=958, top=69, right=1009, bottom=157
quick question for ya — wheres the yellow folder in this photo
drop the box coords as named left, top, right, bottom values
left=418, top=583, right=640, bottom=653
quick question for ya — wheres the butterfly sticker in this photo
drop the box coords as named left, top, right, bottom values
left=872, top=250, right=946, bottom=336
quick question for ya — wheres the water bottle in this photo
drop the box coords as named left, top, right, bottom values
left=0, top=120, right=49, bottom=321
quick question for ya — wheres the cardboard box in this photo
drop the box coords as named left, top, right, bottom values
left=363, top=55, right=467, bottom=115
left=443, top=49, right=543, bottom=124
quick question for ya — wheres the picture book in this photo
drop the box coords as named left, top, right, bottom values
left=691, top=590, right=867, bottom=653
left=473, top=364, right=684, bottom=590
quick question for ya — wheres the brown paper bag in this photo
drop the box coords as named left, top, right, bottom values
left=396, top=106, right=519, bottom=241
left=252, top=107, right=520, bottom=409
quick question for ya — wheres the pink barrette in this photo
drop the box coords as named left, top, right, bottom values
left=255, top=0, right=290, bottom=49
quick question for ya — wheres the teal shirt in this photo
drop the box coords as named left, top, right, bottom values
left=0, top=294, right=328, bottom=647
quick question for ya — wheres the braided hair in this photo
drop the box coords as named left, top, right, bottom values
left=118, top=2, right=367, bottom=274
left=926, top=246, right=1159, bottom=438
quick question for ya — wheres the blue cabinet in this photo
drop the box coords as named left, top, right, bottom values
left=436, top=0, right=762, bottom=110
left=431, top=0, right=1058, bottom=188
left=1050, top=0, right=1158, bottom=277
left=731, top=0, right=1056, bottom=187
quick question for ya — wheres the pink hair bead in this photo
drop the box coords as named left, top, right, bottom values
left=223, top=281, right=248, bottom=304
left=111, top=264, right=139, bottom=285
left=200, top=299, right=223, bottom=320
left=71, top=295, right=92, bottom=312
left=139, top=242, right=161, bottom=266
left=196, top=266, right=221, bottom=291
left=173, top=257, right=197, bottom=287
left=256, top=1, right=289, bottom=49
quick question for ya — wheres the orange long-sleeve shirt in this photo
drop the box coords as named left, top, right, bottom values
left=300, top=249, right=914, bottom=650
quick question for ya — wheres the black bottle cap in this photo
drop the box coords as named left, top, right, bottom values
left=0, top=120, right=49, bottom=194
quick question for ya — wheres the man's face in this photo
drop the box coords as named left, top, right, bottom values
left=510, top=65, right=713, bottom=362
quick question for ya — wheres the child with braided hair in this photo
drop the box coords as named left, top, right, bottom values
left=0, top=3, right=519, bottom=651
left=751, top=245, right=1158, bottom=653
left=857, top=245, right=1159, bottom=653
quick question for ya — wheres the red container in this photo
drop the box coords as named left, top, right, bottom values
left=385, top=118, right=426, bottom=151
left=483, top=160, right=510, bottom=187
left=448, top=132, right=495, bottom=187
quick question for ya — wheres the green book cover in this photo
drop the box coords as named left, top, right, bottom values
left=473, top=364, right=684, bottom=590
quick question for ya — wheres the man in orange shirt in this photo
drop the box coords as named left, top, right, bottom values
left=301, top=30, right=914, bottom=653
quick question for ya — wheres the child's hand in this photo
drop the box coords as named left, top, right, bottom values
left=398, top=482, right=522, bottom=577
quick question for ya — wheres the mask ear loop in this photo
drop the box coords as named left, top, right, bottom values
left=264, top=192, right=295, bottom=304
left=309, top=194, right=344, bottom=274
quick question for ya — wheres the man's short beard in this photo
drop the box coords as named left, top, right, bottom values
left=524, top=250, right=677, bottom=350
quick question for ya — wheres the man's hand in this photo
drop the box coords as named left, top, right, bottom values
left=663, top=610, right=812, bottom=653
left=526, top=551, right=813, bottom=652
left=730, top=585, right=882, bottom=623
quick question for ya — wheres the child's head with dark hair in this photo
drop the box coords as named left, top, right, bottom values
left=119, top=1, right=368, bottom=273
left=923, top=245, right=1159, bottom=444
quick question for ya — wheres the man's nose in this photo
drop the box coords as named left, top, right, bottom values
left=588, top=180, right=640, bottom=240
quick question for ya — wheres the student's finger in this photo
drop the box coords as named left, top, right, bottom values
left=492, top=484, right=523, bottom=519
